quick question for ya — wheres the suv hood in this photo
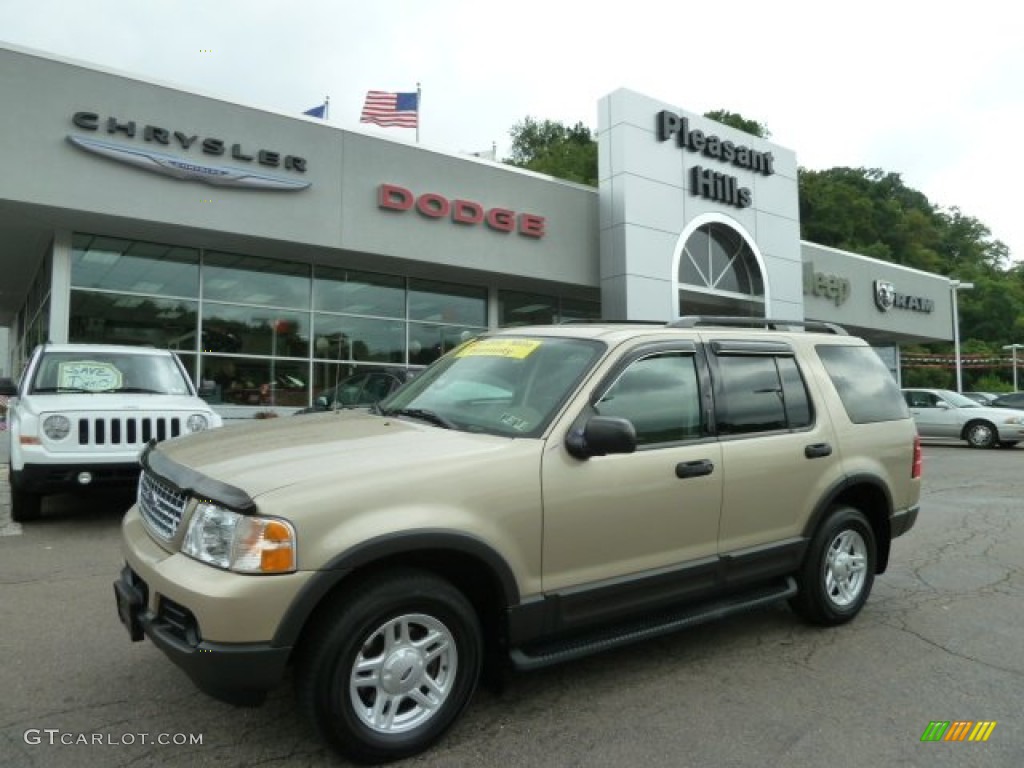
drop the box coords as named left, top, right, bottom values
left=156, top=411, right=519, bottom=498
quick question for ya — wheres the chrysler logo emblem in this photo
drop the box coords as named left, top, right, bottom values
left=67, top=135, right=311, bottom=191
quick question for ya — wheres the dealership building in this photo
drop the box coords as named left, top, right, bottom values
left=0, top=42, right=956, bottom=410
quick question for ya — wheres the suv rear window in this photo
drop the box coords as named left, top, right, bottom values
left=816, top=344, right=909, bottom=424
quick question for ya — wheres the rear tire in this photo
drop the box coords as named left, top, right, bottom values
left=791, top=506, right=876, bottom=626
left=9, top=470, right=42, bottom=522
left=297, top=569, right=482, bottom=764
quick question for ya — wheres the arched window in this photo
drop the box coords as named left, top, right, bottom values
left=677, top=222, right=765, bottom=317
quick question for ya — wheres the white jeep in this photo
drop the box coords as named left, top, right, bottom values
left=1, top=343, right=222, bottom=521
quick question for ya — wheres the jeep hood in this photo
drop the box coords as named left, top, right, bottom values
left=21, top=393, right=214, bottom=413
left=155, top=411, right=518, bottom=498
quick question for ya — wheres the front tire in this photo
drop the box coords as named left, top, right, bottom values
left=297, top=569, right=482, bottom=764
left=964, top=420, right=997, bottom=449
left=791, top=506, right=876, bottom=626
left=9, top=470, right=42, bottom=522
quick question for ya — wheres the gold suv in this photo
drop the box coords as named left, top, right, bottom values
left=114, top=319, right=922, bottom=763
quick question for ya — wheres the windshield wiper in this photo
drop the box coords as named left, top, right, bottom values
left=114, top=387, right=165, bottom=394
left=383, top=407, right=456, bottom=429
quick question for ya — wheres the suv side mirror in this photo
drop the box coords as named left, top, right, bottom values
left=0, top=377, right=17, bottom=396
left=198, top=381, right=218, bottom=399
left=566, top=416, right=637, bottom=459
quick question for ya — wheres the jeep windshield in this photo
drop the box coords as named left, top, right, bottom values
left=28, top=351, right=193, bottom=396
left=378, top=336, right=604, bottom=437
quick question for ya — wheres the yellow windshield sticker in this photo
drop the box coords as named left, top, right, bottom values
left=455, top=338, right=542, bottom=359
left=58, top=361, right=123, bottom=391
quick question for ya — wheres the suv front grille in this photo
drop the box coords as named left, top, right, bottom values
left=138, top=470, right=188, bottom=542
left=78, top=416, right=182, bottom=446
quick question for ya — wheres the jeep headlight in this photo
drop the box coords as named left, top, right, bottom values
left=182, top=502, right=296, bottom=573
left=186, top=414, right=210, bottom=432
left=43, top=415, right=72, bottom=440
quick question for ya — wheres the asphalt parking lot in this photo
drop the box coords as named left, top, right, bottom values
left=0, top=443, right=1021, bottom=768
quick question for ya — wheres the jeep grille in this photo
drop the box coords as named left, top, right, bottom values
left=78, top=416, right=182, bottom=446
left=138, top=470, right=188, bottom=542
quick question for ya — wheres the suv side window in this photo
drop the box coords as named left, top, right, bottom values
left=594, top=352, right=701, bottom=446
left=817, top=344, right=909, bottom=423
left=715, top=354, right=812, bottom=435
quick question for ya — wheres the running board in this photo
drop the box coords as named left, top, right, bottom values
left=510, top=577, right=797, bottom=671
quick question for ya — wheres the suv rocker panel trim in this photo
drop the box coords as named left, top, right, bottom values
left=508, top=539, right=806, bottom=647
left=270, top=530, right=521, bottom=648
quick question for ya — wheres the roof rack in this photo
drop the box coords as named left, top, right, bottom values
left=557, top=319, right=666, bottom=325
left=667, top=316, right=848, bottom=335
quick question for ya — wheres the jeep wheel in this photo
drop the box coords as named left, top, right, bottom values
left=791, top=506, right=875, bottom=626
left=9, top=471, right=42, bottom=522
left=964, top=420, right=997, bottom=449
left=297, top=570, right=482, bottom=764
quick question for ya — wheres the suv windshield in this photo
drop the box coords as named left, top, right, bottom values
left=379, top=336, right=604, bottom=436
left=29, top=351, right=193, bottom=396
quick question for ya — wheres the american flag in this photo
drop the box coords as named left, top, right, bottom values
left=360, top=91, right=419, bottom=128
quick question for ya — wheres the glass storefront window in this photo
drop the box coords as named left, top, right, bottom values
left=499, top=291, right=557, bottom=326
left=70, top=291, right=199, bottom=349
left=203, top=251, right=311, bottom=309
left=312, top=314, right=405, bottom=364
left=409, top=323, right=481, bottom=366
left=202, top=303, right=310, bottom=358
left=558, top=297, right=601, bottom=323
left=200, top=355, right=310, bottom=408
left=72, top=234, right=199, bottom=297
left=409, top=279, right=486, bottom=326
left=314, top=267, right=405, bottom=318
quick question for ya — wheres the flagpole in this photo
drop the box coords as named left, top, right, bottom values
left=416, top=82, right=421, bottom=144
left=324, top=95, right=330, bottom=121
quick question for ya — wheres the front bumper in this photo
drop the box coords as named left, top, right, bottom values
left=114, top=564, right=290, bottom=705
left=115, top=507, right=313, bottom=705
left=17, top=461, right=142, bottom=495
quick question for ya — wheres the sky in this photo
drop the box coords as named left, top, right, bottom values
left=2, top=0, right=1022, bottom=263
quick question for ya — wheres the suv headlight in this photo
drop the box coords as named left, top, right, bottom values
left=182, top=502, right=296, bottom=573
left=187, top=414, right=210, bottom=432
left=43, top=415, right=72, bottom=440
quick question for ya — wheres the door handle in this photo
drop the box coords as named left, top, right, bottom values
left=675, top=459, right=714, bottom=479
left=804, top=443, right=832, bottom=459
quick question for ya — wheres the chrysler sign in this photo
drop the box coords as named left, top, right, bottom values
left=68, top=111, right=310, bottom=190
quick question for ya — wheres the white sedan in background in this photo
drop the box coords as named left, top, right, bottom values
left=902, top=388, right=1024, bottom=449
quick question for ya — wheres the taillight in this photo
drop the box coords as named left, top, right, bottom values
left=911, top=435, right=923, bottom=479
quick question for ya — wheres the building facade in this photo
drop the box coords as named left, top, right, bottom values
left=0, top=43, right=956, bottom=412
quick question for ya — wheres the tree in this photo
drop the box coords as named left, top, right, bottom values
left=703, top=110, right=770, bottom=138
left=505, top=117, right=598, bottom=186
